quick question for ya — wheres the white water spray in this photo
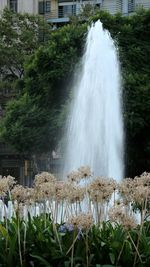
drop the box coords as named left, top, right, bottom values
left=63, top=20, right=124, bottom=182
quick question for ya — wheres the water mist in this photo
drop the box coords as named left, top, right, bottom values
left=63, top=20, right=124, bottom=182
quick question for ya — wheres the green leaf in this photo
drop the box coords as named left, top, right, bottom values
left=109, top=252, right=115, bottom=264
left=0, top=224, right=9, bottom=239
left=30, top=254, right=52, bottom=267
left=64, top=261, right=70, bottom=267
left=101, top=241, right=106, bottom=247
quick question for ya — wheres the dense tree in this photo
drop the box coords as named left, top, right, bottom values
left=24, top=23, right=86, bottom=105
left=0, top=23, right=86, bottom=153
left=0, top=94, right=51, bottom=154
left=0, top=9, right=149, bottom=176
left=118, top=10, right=150, bottom=176
left=0, top=8, right=50, bottom=80
left=0, top=7, right=51, bottom=121
left=0, top=8, right=51, bottom=151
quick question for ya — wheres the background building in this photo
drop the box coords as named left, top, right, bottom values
left=0, top=1, right=150, bottom=23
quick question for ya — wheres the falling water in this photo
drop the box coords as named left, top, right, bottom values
left=63, top=20, right=124, bottom=182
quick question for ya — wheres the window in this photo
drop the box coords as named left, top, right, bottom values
left=39, top=1, right=44, bottom=14
left=9, top=0, right=18, bottom=12
left=58, top=5, right=76, bottom=18
left=128, top=0, right=135, bottom=13
left=39, top=1, right=51, bottom=14
left=45, top=1, right=51, bottom=13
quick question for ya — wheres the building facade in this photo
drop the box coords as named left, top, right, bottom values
left=0, top=1, right=150, bottom=23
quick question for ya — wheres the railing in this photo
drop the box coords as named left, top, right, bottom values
left=101, top=5, right=121, bottom=15
left=0, top=159, right=21, bottom=167
left=136, top=3, right=150, bottom=9
left=45, top=3, right=101, bottom=21
left=58, top=9, right=77, bottom=18
left=57, top=0, right=102, bottom=3
left=0, top=143, right=17, bottom=155
left=44, top=9, right=78, bottom=22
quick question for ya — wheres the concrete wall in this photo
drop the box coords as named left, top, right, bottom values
left=0, top=0, right=8, bottom=11
left=0, top=0, right=58, bottom=16
left=51, top=0, right=58, bottom=18
left=0, top=0, right=40, bottom=14
left=18, top=0, right=38, bottom=14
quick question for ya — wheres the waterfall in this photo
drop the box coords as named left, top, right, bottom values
left=63, top=20, right=124, bottom=182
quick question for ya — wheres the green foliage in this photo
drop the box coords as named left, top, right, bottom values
left=0, top=94, right=51, bottom=153
left=0, top=216, right=150, bottom=266
left=0, top=23, right=86, bottom=154
left=0, top=9, right=150, bottom=175
left=24, top=23, right=86, bottom=105
left=0, top=8, right=51, bottom=80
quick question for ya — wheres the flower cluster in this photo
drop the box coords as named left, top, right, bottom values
left=11, top=185, right=34, bottom=204
left=34, top=172, right=56, bottom=187
left=0, top=167, right=150, bottom=227
left=119, top=172, right=150, bottom=207
left=88, top=177, right=117, bottom=203
left=67, top=213, right=93, bottom=230
left=0, top=175, right=16, bottom=197
left=109, top=203, right=137, bottom=230
left=67, top=166, right=92, bottom=183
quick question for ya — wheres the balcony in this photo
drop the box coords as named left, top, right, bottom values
left=46, top=5, right=77, bottom=23
left=135, top=2, right=150, bottom=9
left=58, top=0, right=102, bottom=3
left=46, top=1, right=102, bottom=23
left=45, top=10, right=70, bottom=23
left=128, top=0, right=135, bottom=13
